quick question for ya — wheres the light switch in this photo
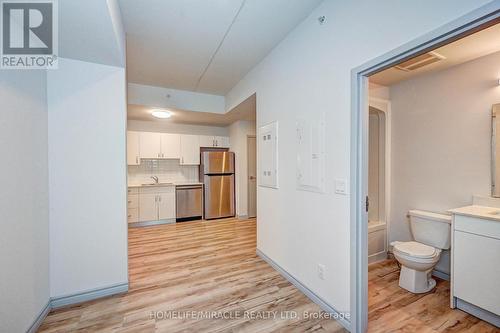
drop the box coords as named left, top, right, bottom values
left=335, top=179, right=348, bottom=195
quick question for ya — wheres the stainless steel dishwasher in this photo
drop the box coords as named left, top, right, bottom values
left=175, top=184, right=203, bottom=221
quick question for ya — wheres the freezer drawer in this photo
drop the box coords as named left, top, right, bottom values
left=204, top=175, right=235, bottom=219
left=176, top=185, right=203, bottom=219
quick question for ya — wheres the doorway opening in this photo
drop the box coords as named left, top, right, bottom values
left=351, top=6, right=500, bottom=333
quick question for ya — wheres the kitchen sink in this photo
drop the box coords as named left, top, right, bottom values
left=141, top=182, right=174, bottom=186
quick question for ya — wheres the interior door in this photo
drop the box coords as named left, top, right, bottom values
left=127, top=131, right=140, bottom=165
left=161, top=133, right=180, bottom=159
left=247, top=136, right=257, bottom=218
left=139, top=193, right=157, bottom=221
left=140, top=132, right=161, bottom=159
left=204, top=175, right=235, bottom=219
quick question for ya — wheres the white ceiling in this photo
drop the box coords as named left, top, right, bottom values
left=119, top=0, right=322, bottom=95
left=128, top=94, right=256, bottom=127
left=370, top=23, right=500, bottom=86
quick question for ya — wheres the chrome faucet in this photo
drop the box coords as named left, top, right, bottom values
left=151, top=176, right=159, bottom=184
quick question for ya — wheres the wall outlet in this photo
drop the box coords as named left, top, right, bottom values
left=317, top=264, right=326, bottom=280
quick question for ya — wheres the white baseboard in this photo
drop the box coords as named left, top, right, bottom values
left=237, top=214, right=249, bottom=220
left=128, top=219, right=175, bottom=228
left=51, top=283, right=129, bottom=309
left=26, top=283, right=128, bottom=332
left=432, top=269, right=450, bottom=281
left=256, top=249, right=351, bottom=332
left=26, top=301, right=51, bottom=333
left=368, top=252, right=387, bottom=264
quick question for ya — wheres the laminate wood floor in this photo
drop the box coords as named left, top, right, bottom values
left=38, top=218, right=347, bottom=333
left=368, top=259, right=499, bottom=333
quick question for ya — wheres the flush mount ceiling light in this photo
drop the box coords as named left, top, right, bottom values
left=151, top=109, right=172, bottom=119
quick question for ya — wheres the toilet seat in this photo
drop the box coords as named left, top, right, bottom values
left=392, top=241, right=439, bottom=259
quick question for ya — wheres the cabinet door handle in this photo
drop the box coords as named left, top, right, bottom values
left=128, top=200, right=132, bottom=204
left=136, top=156, right=139, bottom=164
left=128, top=214, right=132, bottom=218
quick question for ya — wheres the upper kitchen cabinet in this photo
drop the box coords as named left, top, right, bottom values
left=199, top=135, right=215, bottom=148
left=127, top=131, right=141, bottom=165
left=140, top=132, right=162, bottom=158
left=180, top=135, right=200, bottom=165
left=215, top=136, right=230, bottom=148
left=160, top=133, right=180, bottom=159
left=199, top=135, right=230, bottom=148
left=139, top=132, right=181, bottom=159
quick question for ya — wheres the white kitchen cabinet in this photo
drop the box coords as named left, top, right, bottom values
left=138, top=192, right=158, bottom=222
left=140, top=132, right=162, bottom=159
left=199, top=135, right=215, bottom=148
left=199, top=135, right=230, bottom=148
left=215, top=136, right=230, bottom=148
left=160, top=133, right=180, bottom=159
left=180, top=135, right=200, bottom=165
left=158, top=187, right=176, bottom=220
left=136, top=186, right=176, bottom=223
left=127, top=131, right=140, bottom=165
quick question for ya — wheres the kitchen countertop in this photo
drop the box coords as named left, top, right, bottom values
left=128, top=181, right=203, bottom=188
left=448, top=205, right=500, bottom=222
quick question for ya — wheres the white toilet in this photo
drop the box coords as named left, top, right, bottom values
left=391, top=210, right=451, bottom=293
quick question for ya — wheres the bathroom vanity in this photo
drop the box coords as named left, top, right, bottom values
left=449, top=205, right=500, bottom=327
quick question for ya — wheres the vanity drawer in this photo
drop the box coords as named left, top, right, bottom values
left=454, top=215, right=500, bottom=240
left=127, top=208, right=139, bottom=223
left=127, top=194, right=139, bottom=209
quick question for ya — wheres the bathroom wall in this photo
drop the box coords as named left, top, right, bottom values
left=390, top=50, right=500, bottom=274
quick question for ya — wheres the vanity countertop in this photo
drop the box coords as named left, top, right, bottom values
left=448, top=205, right=500, bottom=222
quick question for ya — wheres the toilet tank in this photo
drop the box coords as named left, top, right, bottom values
left=409, top=210, right=451, bottom=249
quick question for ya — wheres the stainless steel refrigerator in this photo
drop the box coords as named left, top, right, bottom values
left=200, top=151, right=235, bottom=219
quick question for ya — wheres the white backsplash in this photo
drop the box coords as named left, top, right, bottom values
left=128, top=159, right=199, bottom=185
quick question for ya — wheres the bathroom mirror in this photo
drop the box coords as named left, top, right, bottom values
left=492, top=104, right=500, bottom=197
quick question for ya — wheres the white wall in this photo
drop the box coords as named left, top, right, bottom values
left=48, top=58, right=128, bottom=298
left=389, top=51, right=500, bottom=254
left=128, top=83, right=225, bottom=114
left=0, top=71, right=49, bottom=332
left=228, top=120, right=256, bottom=217
left=225, top=0, right=493, bottom=314
left=128, top=119, right=229, bottom=136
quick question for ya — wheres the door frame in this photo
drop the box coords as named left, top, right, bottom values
left=247, top=135, right=257, bottom=218
left=349, top=3, right=500, bottom=333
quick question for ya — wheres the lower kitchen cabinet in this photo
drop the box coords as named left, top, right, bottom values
left=128, top=186, right=176, bottom=224
left=138, top=192, right=158, bottom=222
